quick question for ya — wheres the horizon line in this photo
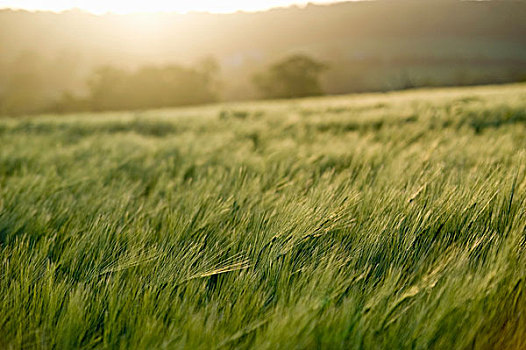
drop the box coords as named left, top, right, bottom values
left=0, top=1, right=364, bottom=16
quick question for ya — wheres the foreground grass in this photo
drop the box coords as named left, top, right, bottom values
left=1, top=84, right=526, bottom=349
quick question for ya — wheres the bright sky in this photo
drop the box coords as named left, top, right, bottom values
left=0, top=0, right=345, bottom=14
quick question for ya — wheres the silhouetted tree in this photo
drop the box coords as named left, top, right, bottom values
left=253, top=54, right=328, bottom=99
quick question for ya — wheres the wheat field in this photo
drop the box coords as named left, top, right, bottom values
left=1, top=84, right=525, bottom=349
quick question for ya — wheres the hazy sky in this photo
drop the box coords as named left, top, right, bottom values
left=0, top=0, right=347, bottom=14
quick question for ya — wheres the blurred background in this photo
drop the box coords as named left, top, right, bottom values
left=0, top=0, right=525, bottom=115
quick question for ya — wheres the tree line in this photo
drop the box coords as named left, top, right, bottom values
left=54, top=58, right=220, bottom=114
left=0, top=53, right=327, bottom=116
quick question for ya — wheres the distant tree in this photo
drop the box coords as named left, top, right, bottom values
left=196, top=56, right=221, bottom=98
left=86, top=61, right=219, bottom=112
left=253, top=54, right=328, bottom=99
left=87, top=66, right=128, bottom=111
left=196, top=56, right=220, bottom=84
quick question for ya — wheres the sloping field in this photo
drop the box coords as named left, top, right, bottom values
left=1, top=84, right=525, bottom=349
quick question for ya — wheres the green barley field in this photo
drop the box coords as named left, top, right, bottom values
left=1, top=84, right=526, bottom=349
